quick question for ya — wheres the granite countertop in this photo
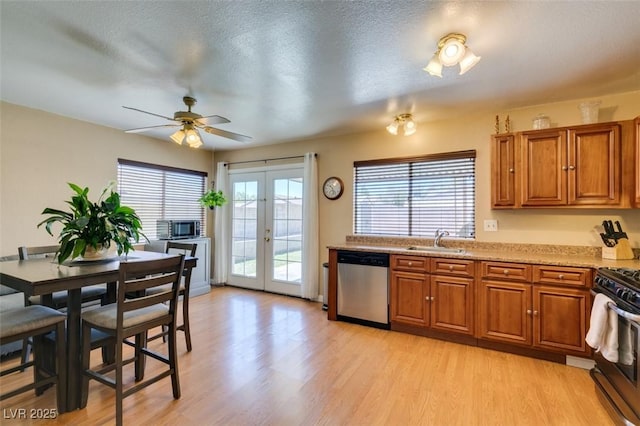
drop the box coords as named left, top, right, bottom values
left=328, top=236, right=640, bottom=269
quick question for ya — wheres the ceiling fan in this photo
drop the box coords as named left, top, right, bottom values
left=123, top=96, right=251, bottom=148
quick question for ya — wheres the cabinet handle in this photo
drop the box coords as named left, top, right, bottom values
left=509, top=168, right=514, bottom=173
left=568, top=165, right=575, bottom=170
left=449, top=265, right=454, bottom=271
left=426, top=296, right=434, bottom=302
left=503, top=270, right=509, bottom=275
left=408, top=262, right=413, bottom=266
left=533, top=310, right=538, bottom=316
left=526, top=309, right=532, bottom=315
left=431, top=296, right=435, bottom=301
left=558, top=274, right=564, bottom=280
left=562, top=166, right=568, bottom=171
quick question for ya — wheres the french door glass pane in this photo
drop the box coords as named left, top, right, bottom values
left=232, top=181, right=258, bottom=278
left=271, top=178, right=302, bottom=283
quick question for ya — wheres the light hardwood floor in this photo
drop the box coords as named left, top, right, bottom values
left=1, top=286, right=613, bottom=425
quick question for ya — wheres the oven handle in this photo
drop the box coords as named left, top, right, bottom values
left=591, top=290, right=640, bottom=323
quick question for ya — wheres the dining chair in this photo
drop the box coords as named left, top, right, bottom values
left=146, top=242, right=197, bottom=351
left=0, top=305, right=67, bottom=413
left=18, top=245, right=111, bottom=366
left=79, top=254, right=185, bottom=426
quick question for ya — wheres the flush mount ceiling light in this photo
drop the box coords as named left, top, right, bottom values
left=170, top=123, right=203, bottom=148
left=386, top=113, right=417, bottom=136
left=423, top=33, right=481, bottom=77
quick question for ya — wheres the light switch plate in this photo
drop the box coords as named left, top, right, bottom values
left=484, top=219, right=498, bottom=232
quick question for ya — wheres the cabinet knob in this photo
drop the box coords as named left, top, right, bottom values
left=527, top=309, right=532, bottom=315
left=568, top=165, right=575, bottom=170
left=558, top=274, right=564, bottom=280
left=449, top=265, right=454, bottom=271
left=503, top=270, right=509, bottom=275
left=408, top=262, right=413, bottom=266
left=562, top=166, right=568, bottom=171
left=509, top=168, right=514, bottom=173
left=533, top=310, right=538, bottom=316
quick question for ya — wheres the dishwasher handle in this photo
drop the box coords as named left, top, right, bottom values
left=337, top=250, right=389, bottom=267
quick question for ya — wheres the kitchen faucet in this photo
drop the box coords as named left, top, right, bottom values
left=434, top=229, right=449, bottom=247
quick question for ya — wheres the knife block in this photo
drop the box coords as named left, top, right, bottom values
left=602, top=238, right=635, bottom=260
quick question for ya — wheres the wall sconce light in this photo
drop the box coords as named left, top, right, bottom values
left=386, top=113, right=416, bottom=136
left=423, top=33, right=481, bottom=77
left=170, top=123, right=203, bottom=148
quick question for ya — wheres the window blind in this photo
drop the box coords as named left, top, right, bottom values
left=117, top=159, right=207, bottom=240
left=354, top=150, right=476, bottom=238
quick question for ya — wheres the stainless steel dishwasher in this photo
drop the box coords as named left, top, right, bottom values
left=337, top=250, right=390, bottom=329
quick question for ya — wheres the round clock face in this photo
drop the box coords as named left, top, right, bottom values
left=323, top=177, right=344, bottom=200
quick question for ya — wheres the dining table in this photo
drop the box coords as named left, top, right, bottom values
left=0, top=250, right=197, bottom=412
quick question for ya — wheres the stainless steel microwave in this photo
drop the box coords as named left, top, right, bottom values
left=156, top=220, right=201, bottom=240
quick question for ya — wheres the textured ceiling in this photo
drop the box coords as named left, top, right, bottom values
left=1, top=1, right=639, bottom=151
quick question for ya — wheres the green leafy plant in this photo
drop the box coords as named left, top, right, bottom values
left=198, top=189, right=228, bottom=209
left=38, top=182, right=147, bottom=264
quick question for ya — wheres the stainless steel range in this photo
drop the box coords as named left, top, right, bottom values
left=591, top=267, right=640, bottom=426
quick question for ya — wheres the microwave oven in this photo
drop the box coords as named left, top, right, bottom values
left=156, top=220, right=201, bottom=240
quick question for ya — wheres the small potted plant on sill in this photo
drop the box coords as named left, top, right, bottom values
left=38, top=182, right=147, bottom=264
left=198, top=189, right=228, bottom=210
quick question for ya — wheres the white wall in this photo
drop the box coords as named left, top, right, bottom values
left=0, top=102, right=214, bottom=256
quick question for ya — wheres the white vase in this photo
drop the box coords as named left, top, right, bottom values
left=579, top=101, right=601, bottom=124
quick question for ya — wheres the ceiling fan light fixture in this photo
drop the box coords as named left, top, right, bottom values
left=170, top=129, right=185, bottom=144
left=387, top=113, right=416, bottom=136
left=185, top=126, right=203, bottom=148
left=424, top=33, right=480, bottom=77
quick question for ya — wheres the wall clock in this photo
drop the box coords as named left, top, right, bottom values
left=323, top=176, right=344, bottom=200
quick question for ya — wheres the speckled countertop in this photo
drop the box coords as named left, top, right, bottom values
left=327, top=236, right=640, bottom=269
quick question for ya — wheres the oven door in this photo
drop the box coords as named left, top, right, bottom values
left=591, top=291, right=640, bottom=425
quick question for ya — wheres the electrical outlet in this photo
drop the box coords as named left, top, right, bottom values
left=484, top=219, right=498, bottom=232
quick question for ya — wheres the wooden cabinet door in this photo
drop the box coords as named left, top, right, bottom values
left=521, top=130, right=567, bottom=206
left=533, top=286, right=589, bottom=355
left=492, top=134, right=517, bottom=208
left=430, top=275, right=474, bottom=335
left=390, top=270, right=429, bottom=327
left=567, top=123, right=621, bottom=205
left=633, top=117, right=640, bottom=208
left=478, top=280, right=531, bottom=345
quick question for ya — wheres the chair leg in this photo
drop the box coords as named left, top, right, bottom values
left=182, top=290, right=192, bottom=352
left=55, top=321, right=67, bottom=413
left=80, top=322, right=92, bottom=409
left=115, top=335, right=124, bottom=426
left=20, top=338, right=31, bottom=372
left=134, top=333, right=146, bottom=382
left=167, top=324, right=181, bottom=399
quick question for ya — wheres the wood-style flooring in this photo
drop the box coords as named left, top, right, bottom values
left=0, top=286, right=613, bottom=425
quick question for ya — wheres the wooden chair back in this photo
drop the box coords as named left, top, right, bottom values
left=165, top=241, right=197, bottom=257
left=18, top=245, right=59, bottom=260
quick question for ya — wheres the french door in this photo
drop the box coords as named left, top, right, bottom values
left=227, top=167, right=304, bottom=296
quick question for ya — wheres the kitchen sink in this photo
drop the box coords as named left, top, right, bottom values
left=406, top=246, right=466, bottom=254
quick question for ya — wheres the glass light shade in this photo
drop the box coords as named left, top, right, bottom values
left=185, top=128, right=203, bottom=148
left=439, top=39, right=465, bottom=66
left=170, top=129, right=185, bottom=144
left=386, top=121, right=399, bottom=135
left=401, top=117, right=416, bottom=136
left=423, top=54, right=443, bottom=77
left=458, top=48, right=481, bottom=75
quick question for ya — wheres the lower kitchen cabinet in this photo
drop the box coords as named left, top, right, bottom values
left=478, top=261, right=591, bottom=356
left=390, top=255, right=474, bottom=336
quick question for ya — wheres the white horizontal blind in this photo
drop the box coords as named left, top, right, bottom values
left=354, top=151, right=475, bottom=238
left=117, top=159, right=207, bottom=240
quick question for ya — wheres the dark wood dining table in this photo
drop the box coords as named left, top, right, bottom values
left=0, top=250, right=197, bottom=412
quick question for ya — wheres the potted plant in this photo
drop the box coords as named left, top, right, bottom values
left=38, top=182, right=147, bottom=264
left=198, top=189, right=228, bottom=209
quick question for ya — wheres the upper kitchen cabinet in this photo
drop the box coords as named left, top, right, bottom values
left=492, top=120, right=635, bottom=209
left=491, top=134, right=517, bottom=208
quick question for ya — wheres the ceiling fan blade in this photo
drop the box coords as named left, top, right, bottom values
left=124, top=124, right=181, bottom=133
left=203, top=126, right=252, bottom=143
left=122, top=106, right=176, bottom=121
left=195, top=115, right=231, bottom=126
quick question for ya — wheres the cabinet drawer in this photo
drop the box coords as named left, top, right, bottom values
left=391, top=255, right=429, bottom=273
left=533, top=266, right=592, bottom=288
left=431, top=258, right=475, bottom=278
left=481, top=261, right=532, bottom=282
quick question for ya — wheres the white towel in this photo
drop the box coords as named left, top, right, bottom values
left=585, top=293, right=618, bottom=363
left=618, top=320, right=634, bottom=365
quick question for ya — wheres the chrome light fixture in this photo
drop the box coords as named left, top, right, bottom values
left=387, top=113, right=417, bottom=136
left=170, top=123, right=203, bottom=148
left=423, top=33, right=481, bottom=77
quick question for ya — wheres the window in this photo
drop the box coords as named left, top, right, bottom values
left=117, top=159, right=207, bottom=240
left=354, top=150, right=475, bottom=238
